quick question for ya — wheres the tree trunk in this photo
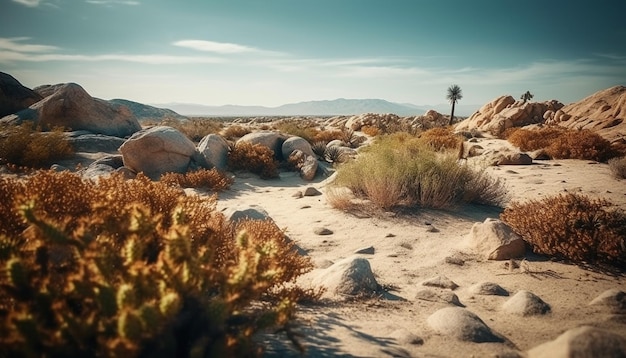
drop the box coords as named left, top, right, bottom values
left=449, top=101, right=456, bottom=126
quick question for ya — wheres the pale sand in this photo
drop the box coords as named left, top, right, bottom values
left=209, top=138, right=626, bottom=357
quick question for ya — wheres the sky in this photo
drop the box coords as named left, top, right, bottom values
left=1, top=0, right=625, bottom=110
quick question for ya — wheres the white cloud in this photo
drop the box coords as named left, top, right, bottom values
left=0, top=51, right=224, bottom=65
left=173, top=40, right=260, bottom=54
left=11, top=0, right=41, bottom=7
left=0, top=37, right=59, bottom=53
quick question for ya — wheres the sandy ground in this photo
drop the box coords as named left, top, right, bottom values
left=208, top=138, right=626, bottom=357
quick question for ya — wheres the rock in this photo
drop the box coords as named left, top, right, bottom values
left=116, top=166, right=136, bottom=180
left=468, top=282, right=509, bottom=296
left=388, top=329, right=424, bottom=345
left=426, top=307, right=502, bottom=343
left=502, top=290, right=550, bottom=316
left=527, top=326, right=626, bottom=358
left=354, top=246, right=375, bottom=255
left=303, top=187, right=322, bottom=196
left=119, top=126, right=198, bottom=180
left=465, top=218, right=526, bottom=260
left=197, top=134, right=230, bottom=171
left=415, top=289, right=463, bottom=306
left=282, top=136, right=314, bottom=158
left=300, top=155, right=318, bottom=181
left=497, top=152, right=533, bottom=165
left=444, top=256, right=465, bottom=266
left=421, top=275, right=459, bottom=290
left=2, top=82, right=141, bottom=137
left=589, top=289, right=626, bottom=313
left=225, top=205, right=271, bottom=222
left=292, top=190, right=303, bottom=198
left=81, top=163, right=116, bottom=180
left=312, top=255, right=379, bottom=296
left=237, top=131, right=287, bottom=160
left=91, top=155, right=124, bottom=169
left=345, top=113, right=402, bottom=131
left=0, top=72, right=43, bottom=117
left=314, top=227, right=333, bottom=235
left=50, top=164, right=68, bottom=172
left=65, top=133, right=126, bottom=153
left=327, top=139, right=346, bottom=148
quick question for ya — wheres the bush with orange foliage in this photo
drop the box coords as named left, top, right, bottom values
left=418, top=126, right=463, bottom=151
left=160, top=168, right=233, bottom=190
left=228, top=142, right=279, bottom=179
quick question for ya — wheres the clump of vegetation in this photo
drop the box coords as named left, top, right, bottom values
left=501, top=193, right=626, bottom=269
left=608, top=156, right=626, bottom=179
left=340, top=128, right=365, bottom=148
left=273, top=120, right=319, bottom=143
left=313, top=129, right=343, bottom=144
left=332, top=133, right=508, bottom=210
left=506, top=126, right=622, bottom=162
left=0, top=170, right=315, bottom=357
left=418, top=126, right=463, bottom=151
left=156, top=118, right=223, bottom=142
left=228, top=142, right=279, bottom=179
left=0, top=122, right=74, bottom=168
left=159, top=168, right=233, bottom=190
left=361, top=125, right=381, bottom=137
left=222, top=125, right=251, bottom=140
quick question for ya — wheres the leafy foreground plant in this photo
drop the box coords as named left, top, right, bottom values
left=501, top=193, right=626, bottom=269
left=0, top=171, right=315, bottom=357
left=333, top=133, right=508, bottom=210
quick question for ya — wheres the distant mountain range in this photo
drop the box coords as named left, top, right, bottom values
left=154, top=98, right=480, bottom=117
left=109, top=99, right=187, bottom=121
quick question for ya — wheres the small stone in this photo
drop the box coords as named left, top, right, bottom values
left=502, top=290, right=550, bottom=316
left=354, top=246, right=375, bottom=255
left=415, top=289, right=463, bottom=306
left=445, top=256, right=465, bottom=266
left=300, top=205, right=311, bottom=209
left=385, top=233, right=396, bottom=238
left=421, top=275, right=459, bottom=290
left=292, top=191, right=303, bottom=198
left=303, top=187, right=322, bottom=196
left=314, top=227, right=333, bottom=235
left=469, top=282, right=509, bottom=296
left=426, top=226, right=440, bottom=233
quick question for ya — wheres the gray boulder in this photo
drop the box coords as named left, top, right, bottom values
left=282, top=136, right=314, bottom=158
left=426, top=307, right=502, bottom=342
left=528, top=326, right=626, bottom=358
left=502, top=290, right=550, bottom=316
left=197, top=133, right=230, bottom=170
left=65, top=133, right=126, bottom=153
left=119, top=126, right=198, bottom=179
left=3, top=83, right=141, bottom=137
left=237, top=131, right=287, bottom=160
left=313, top=255, right=379, bottom=296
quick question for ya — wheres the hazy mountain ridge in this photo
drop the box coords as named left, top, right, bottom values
left=109, top=99, right=188, bottom=121
left=154, top=98, right=480, bottom=117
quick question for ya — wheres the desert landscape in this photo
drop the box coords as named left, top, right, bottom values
left=1, top=71, right=625, bottom=357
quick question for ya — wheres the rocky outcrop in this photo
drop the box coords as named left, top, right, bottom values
left=344, top=113, right=402, bottom=131
left=2, top=83, right=141, bottom=137
left=108, top=99, right=188, bottom=122
left=197, top=134, right=230, bottom=171
left=0, top=72, right=42, bottom=117
left=456, top=95, right=563, bottom=136
left=119, top=126, right=204, bottom=179
left=527, top=326, right=626, bottom=357
left=546, top=85, right=626, bottom=143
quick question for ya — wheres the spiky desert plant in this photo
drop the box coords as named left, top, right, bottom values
left=340, top=127, right=364, bottom=148
left=0, top=170, right=315, bottom=357
left=311, top=141, right=328, bottom=159
left=608, top=156, right=626, bottom=179
left=501, top=193, right=626, bottom=268
left=324, top=146, right=347, bottom=164
left=228, top=142, right=279, bottom=179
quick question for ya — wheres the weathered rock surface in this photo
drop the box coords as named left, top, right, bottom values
left=65, top=133, right=126, bottom=153
left=282, top=136, right=314, bottom=158
left=415, top=289, right=463, bottom=306
left=527, top=326, right=626, bottom=358
left=313, top=256, right=379, bottom=296
left=225, top=205, right=271, bottom=222
left=468, top=282, right=509, bottom=296
left=119, top=126, right=200, bottom=179
left=426, top=307, right=502, bottom=342
left=589, top=288, right=626, bottom=313
left=344, top=112, right=402, bottom=131
left=547, top=85, right=626, bottom=143
left=421, top=275, right=459, bottom=290
left=2, top=83, right=141, bottom=137
left=0, top=72, right=42, bottom=117
left=237, top=131, right=287, bottom=160
left=465, top=218, right=526, bottom=260
left=502, top=290, right=550, bottom=316
left=197, top=134, right=230, bottom=170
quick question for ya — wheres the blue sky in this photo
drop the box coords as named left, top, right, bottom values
left=1, top=0, right=625, bottom=110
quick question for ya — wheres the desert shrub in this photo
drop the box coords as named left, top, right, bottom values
left=608, top=156, right=626, bottom=179
left=313, top=129, right=343, bottom=143
left=228, top=142, right=279, bottom=179
left=0, top=122, right=74, bottom=168
left=323, top=145, right=348, bottom=164
left=340, top=128, right=365, bottom=148
left=222, top=125, right=251, bottom=140
left=273, top=121, right=319, bottom=143
left=501, top=193, right=626, bottom=269
left=361, top=125, right=381, bottom=137
left=333, top=134, right=508, bottom=210
left=159, top=168, right=233, bottom=190
left=158, top=118, right=222, bottom=142
left=506, top=126, right=619, bottom=162
left=418, top=126, right=463, bottom=151
left=0, top=170, right=314, bottom=357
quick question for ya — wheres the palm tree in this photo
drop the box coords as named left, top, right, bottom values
left=520, top=90, right=534, bottom=103
left=446, top=84, right=463, bottom=125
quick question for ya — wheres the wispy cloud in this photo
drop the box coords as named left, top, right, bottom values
left=0, top=37, right=59, bottom=53
left=173, top=40, right=261, bottom=54
left=11, top=0, right=42, bottom=7
left=86, top=0, right=140, bottom=5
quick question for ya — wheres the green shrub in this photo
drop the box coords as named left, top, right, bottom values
left=159, top=168, right=233, bottom=190
left=506, top=126, right=619, bottom=162
left=608, top=156, right=626, bottom=179
left=0, top=122, right=74, bottom=168
left=501, top=193, right=626, bottom=269
left=0, top=170, right=314, bottom=357
left=333, top=133, right=507, bottom=210
left=228, top=142, right=279, bottom=179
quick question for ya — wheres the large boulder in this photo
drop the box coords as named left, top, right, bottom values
left=456, top=95, right=563, bottom=136
left=119, top=126, right=199, bottom=179
left=0, top=72, right=42, bottom=117
left=527, top=326, right=626, bottom=358
left=197, top=134, right=230, bottom=171
left=64, top=133, right=126, bottom=153
left=282, top=136, right=314, bottom=158
left=237, top=131, right=287, bottom=160
left=464, top=218, right=526, bottom=260
left=2, top=83, right=141, bottom=137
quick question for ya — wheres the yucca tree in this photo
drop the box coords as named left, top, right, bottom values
left=446, top=84, right=463, bottom=125
left=520, top=90, right=534, bottom=103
